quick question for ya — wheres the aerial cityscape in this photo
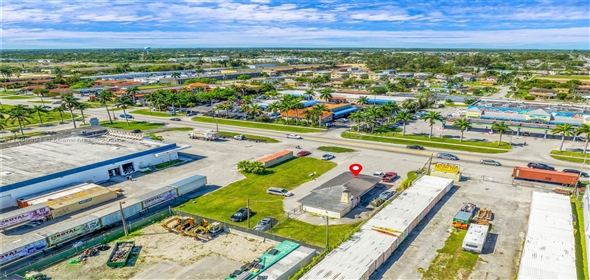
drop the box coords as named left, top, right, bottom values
left=1, top=0, right=589, bottom=280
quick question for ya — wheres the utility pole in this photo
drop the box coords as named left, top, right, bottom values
left=119, top=202, right=128, bottom=236
left=325, top=215, right=329, bottom=249
left=247, top=198, right=250, bottom=229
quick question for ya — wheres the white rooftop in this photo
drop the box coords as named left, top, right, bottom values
left=303, top=176, right=453, bottom=280
left=517, top=192, right=577, bottom=280
left=463, top=224, right=489, bottom=245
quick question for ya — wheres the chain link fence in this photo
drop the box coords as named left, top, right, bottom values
left=2, top=210, right=171, bottom=279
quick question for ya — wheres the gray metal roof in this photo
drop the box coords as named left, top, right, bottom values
left=314, top=172, right=382, bottom=198
left=298, top=173, right=381, bottom=211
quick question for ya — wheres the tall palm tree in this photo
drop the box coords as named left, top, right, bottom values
left=381, top=101, right=399, bottom=123
left=7, top=104, right=31, bottom=135
left=349, top=111, right=365, bottom=136
left=126, top=86, right=139, bottom=97
left=53, top=106, right=66, bottom=122
left=165, top=90, right=178, bottom=114
left=77, top=102, right=88, bottom=124
left=98, top=90, right=114, bottom=123
left=401, top=98, right=418, bottom=112
left=313, top=104, right=329, bottom=127
left=267, top=102, right=281, bottom=123
left=113, top=95, right=135, bottom=126
left=365, top=105, right=382, bottom=133
left=214, top=104, right=225, bottom=118
left=249, top=104, right=263, bottom=119
left=491, top=121, right=511, bottom=146
left=551, top=123, right=574, bottom=152
left=302, top=109, right=314, bottom=125
left=171, top=72, right=181, bottom=80
left=575, top=124, right=590, bottom=154
left=420, top=111, right=443, bottom=139
left=62, top=95, right=80, bottom=128
left=357, top=96, right=369, bottom=108
left=319, top=88, right=333, bottom=103
left=395, top=110, right=413, bottom=136
left=31, top=105, right=49, bottom=125
left=452, top=118, right=472, bottom=142
left=264, top=90, right=279, bottom=100
left=0, top=119, right=7, bottom=132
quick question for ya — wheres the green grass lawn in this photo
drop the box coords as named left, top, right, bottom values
left=550, top=150, right=588, bottom=163
left=130, top=109, right=185, bottom=117
left=421, top=228, right=479, bottom=280
left=571, top=197, right=588, bottom=280
left=317, top=146, right=356, bottom=153
left=217, top=131, right=279, bottom=143
left=192, top=116, right=326, bottom=133
left=176, top=157, right=359, bottom=247
left=0, top=95, right=36, bottom=99
left=99, top=121, right=165, bottom=131
left=155, top=159, right=183, bottom=169
left=342, top=131, right=511, bottom=154
left=137, top=84, right=172, bottom=90
left=1, top=104, right=77, bottom=128
left=537, top=75, right=590, bottom=80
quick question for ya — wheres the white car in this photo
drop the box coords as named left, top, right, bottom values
left=373, top=172, right=385, bottom=177
left=286, top=134, right=302, bottom=139
left=322, top=154, right=335, bottom=160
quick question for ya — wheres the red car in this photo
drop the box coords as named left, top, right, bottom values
left=382, top=172, right=398, bottom=182
left=297, top=150, right=311, bottom=157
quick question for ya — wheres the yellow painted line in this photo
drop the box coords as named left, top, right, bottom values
left=394, top=148, right=399, bottom=151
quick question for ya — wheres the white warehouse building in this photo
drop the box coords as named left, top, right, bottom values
left=0, top=127, right=190, bottom=209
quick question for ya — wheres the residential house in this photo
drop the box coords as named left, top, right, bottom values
left=414, top=72, right=432, bottom=79
left=368, top=73, right=388, bottom=81
left=381, top=69, right=397, bottom=75
left=529, top=88, right=556, bottom=99
left=397, top=72, right=414, bottom=78
left=313, top=70, right=332, bottom=77
left=575, top=85, right=590, bottom=96
left=187, top=82, right=211, bottom=92
left=350, top=72, right=369, bottom=79
left=296, top=70, right=314, bottom=77
left=331, top=72, right=350, bottom=79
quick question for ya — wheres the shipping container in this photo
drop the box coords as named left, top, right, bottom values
left=37, top=215, right=102, bottom=246
left=47, top=187, right=118, bottom=219
left=0, top=204, right=51, bottom=230
left=169, top=174, right=207, bottom=196
left=136, top=186, right=178, bottom=209
left=94, top=198, right=143, bottom=228
left=16, top=182, right=99, bottom=208
left=0, top=234, right=47, bottom=266
left=512, top=167, right=578, bottom=186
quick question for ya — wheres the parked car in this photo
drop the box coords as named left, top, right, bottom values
left=406, top=145, right=425, bottom=150
left=42, top=105, right=52, bottom=109
left=234, top=135, right=246, bottom=140
left=266, top=187, right=294, bottom=197
left=132, top=129, right=141, bottom=133
left=522, top=132, right=530, bottom=136
left=480, top=159, right=501, bottom=166
left=436, top=153, right=459, bottom=160
left=527, top=162, right=555, bottom=170
left=52, top=101, right=62, bottom=104
left=119, top=114, right=133, bottom=119
left=382, top=172, right=398, bottom=182
left=373, top=172, right=385, bottom=177
left=187, top=112, right=198, bottom=116
left=297, top=150, right=311, bottom=157
left=322, top=154, right=335, bottom=160
left=230, top=208, right=251, bottom=222
left=285, top=134, right=302, bottom=139
left=170, top=118, right=181, bottom=121
left=379, top=190, right=395, bottom=200
left=563, top=169, right=589, bottom=177
left=253, top=217, right=277, bottom=231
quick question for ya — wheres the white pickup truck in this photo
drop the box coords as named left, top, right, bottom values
left=189, top=130, right=220, bottom=141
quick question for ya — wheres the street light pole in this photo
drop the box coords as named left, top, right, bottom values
left=325, top=215, right=329, bottom=248
left=119, top=201, right=128, bottom=236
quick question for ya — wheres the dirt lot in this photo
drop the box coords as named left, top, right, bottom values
left=41, top=221, right=277, bottom=280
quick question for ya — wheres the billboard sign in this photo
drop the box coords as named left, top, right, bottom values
left=0, top=206, right=50, bottom=230
left=142, top=189, right=177, bottom=208
left=47, top=219, right=101, bottom=246
left=433, top=163, right=460, bottom=174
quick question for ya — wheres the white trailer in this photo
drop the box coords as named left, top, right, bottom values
left=462, top=223, right=489, bottom=253
left=188, top=130, right=219, bottom=141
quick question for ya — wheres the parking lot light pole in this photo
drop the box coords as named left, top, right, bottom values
left=119, top=201, right=128, bottom=236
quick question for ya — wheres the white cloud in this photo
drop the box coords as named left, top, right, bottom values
left=250, top=0, right=271, bottom=3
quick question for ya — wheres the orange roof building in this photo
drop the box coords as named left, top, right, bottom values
left=280, top=106, right=334, bottom=122
left=258, top=150, right=294, bottom=167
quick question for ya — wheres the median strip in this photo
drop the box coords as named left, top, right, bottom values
left=191, top=116, right=326, bottom=133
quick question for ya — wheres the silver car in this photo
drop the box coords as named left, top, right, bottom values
left=480, top=159, right=501, bottom=166
left=285, top=134, right=302, bottom=139
left=254, top=217, right=277, bottom=231
left=266, top=187, right=293, bottom=197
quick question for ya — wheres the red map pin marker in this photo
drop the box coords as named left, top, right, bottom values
left=349, top=163, right=363, bottom=178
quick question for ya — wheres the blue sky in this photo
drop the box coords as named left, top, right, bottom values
left=2, top=0, right=589, bottom=49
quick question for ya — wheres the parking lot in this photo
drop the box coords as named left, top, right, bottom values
left=371, top=178, right=535, bottom=279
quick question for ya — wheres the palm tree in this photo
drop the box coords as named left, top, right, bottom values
left=171, top=72, right=181, bottom=80
left=165, top=90, right=178, bottom=114
left=113, top=95, right=135, bottom=126
left=319, top=88, right=333, bottom=103
left=7, top=104, right=31, bottom=135
left=77, top=102, right=88, bottom=124
left=357, top=96, right=369, bottom=108
left=249, top=104, right=263, bottom=119
left=126, top=86, right=139, bottom=97
left=452, top=118, right=472, bottom=142
left=551, top=123, right=574, bottom=152
left=491, top=121, right=511, bottom=146
left=98, top=90, right=114, bottom=123
left=395, top=110, right=413, bottom=136
left=264, top=90, right=279, bottom=100
left=267, top=102, right=281, bottom=123
left=575, top=124, right=590, bottom=154
left=401, top=98, right=418, bottom=112
left=214, top=104, right=226, bottom=118
left=0, top=119, right=7, bottom=132
left=365, top=106, right=383, bottom=132
left=31, top=105, right=49, bottom=125
left=62, top=95, right=80, bottom=128
left=420, top=111, right=443, bottom=139
left=313, top=104, right=329, bottom=127
left=349, top=111, right=365, bottom=135
left=10, top=128, right=20, bottom=139
left=381, top=101, right=399, bottom=123
left=53, top=106, right=66, bottom=122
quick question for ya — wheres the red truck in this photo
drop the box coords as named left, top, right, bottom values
left=512, top=167, right=579, bottom=186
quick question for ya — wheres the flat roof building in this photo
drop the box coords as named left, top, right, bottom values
left=0, top=127, right=189, bottom=209
left=517, top=192, right=576, bottom=279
